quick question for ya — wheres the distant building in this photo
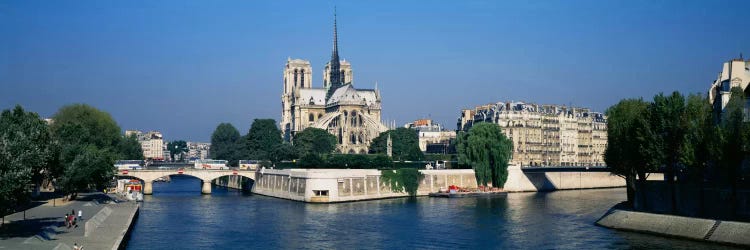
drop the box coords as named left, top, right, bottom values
left=187, top=142, right=211, bottom=160
left=458, top=101, right=607, bottom=167
left=708, top=56, right=750, bottom=116
left=404, top=119, right=456, bottom=153
left=126, top=130, right=164, bottom=160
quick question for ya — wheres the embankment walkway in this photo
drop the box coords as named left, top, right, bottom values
left=0, top=193, right=139, bottom=250
left=597, top=209, right=750, bottom=247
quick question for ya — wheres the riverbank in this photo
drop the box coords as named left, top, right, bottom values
left=0, top=192, right=139, bottom=250
left=596, top=208, right=750, bottom=247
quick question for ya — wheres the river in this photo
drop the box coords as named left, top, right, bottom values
left=125, top=175, right=736, bottom=249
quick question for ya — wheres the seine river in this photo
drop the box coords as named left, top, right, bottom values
left=126, top=175, right=735, bottom=249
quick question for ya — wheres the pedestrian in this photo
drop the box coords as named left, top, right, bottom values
left=73, top=243, right=81, bottom=250
left=66, top=214, right=71, bottom=228
left=64, top=213, right=69, bottom=228
left=78, top=210, right=82, bottom=220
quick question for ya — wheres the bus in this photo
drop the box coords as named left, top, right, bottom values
left=115, top=160, right=143, bottom=170
left=194, top=159, right=229, bottom=170
left=239, top=160, right=261, bottom=170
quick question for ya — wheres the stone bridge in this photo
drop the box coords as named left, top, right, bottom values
left=116, top=169, right=256, bottom=194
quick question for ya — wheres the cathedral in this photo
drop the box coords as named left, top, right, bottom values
left=280, top=12, right=388, bottom=154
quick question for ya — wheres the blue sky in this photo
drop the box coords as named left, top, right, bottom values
left=2, top=0, right=749, bottom=142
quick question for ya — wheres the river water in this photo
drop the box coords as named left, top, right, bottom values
left=125, top=175, right=735, bottom=249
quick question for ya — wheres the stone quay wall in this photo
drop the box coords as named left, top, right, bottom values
left=503, top=165, right=626, bottom=192
left=252, top=169, right=477, bottom=203
left=597, top=209, right=750, bottom=247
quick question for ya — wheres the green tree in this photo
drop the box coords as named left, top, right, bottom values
left=59, top=145, right=115, bottom=195
left=380, top=168, right=423, bottom=196
left=455, top=131, right=470, bottom=167
left=457, top=123, right=513, bottom=188
left=369, top=128, right=424, bottom=161
left=719, top=87, right=748, bottom=217
left=293, top=127, right=337, bottom=155
left=118, top=134, right=144, bottom=160
left=210, top=123, right=241, bottom=166
left=167, top=140, right=188, bottom=162
left=680, top=93, right=715, bottom=216
left=244, top=119, right=282, bottom=160
left=50, top=104, right=122, bottom=197
left=649, top=91, right=687, bottom=213
left=269, top=143, right=298, bottom=164
left=0, top=105, right=54, bottom=219
left=605, top=98, right=659, bottom=208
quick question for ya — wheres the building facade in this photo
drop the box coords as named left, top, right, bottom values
left=280, top=12, right=388, bottom=154
left=187, top=142, right=211, bottom=160
left=458, top=102, right=607, bottom=167
left=404, top=119, right=456, bottom=153
left=708, top=57, right=750, bottom=115
left=125, top=130, right=164, bottom=160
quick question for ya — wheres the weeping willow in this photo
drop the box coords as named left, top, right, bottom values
left=458, top=123, right=513, bottom=187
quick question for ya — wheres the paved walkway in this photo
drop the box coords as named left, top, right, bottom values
left=0, top=193, right=138, bottom=250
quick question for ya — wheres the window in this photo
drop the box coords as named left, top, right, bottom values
left=313, top=190, right=329, bottom=196
left=309, top=114, right=315, bottom=122
left=301, top=69, right=305, bottom=86
left=293, top=69, right=298, bottom=87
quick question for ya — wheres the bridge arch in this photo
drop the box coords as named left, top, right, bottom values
left=115, top=169, right=256, bottom=195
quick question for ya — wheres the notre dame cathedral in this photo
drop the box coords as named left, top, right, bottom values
left=280, top=12, right=388, bottom=154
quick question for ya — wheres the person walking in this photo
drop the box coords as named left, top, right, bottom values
left=64, top=213, right=69, bottom=228
left=78, top=210, right=82, bottom=220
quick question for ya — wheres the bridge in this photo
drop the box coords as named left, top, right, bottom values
left=116, top=169, right=256, bottom=194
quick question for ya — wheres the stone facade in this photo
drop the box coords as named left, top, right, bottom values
left=708, top=57, right=750, bottom=114
left=458, top=102, right=607, bottom=167
left=280, top=12, right=388, bottom=154
left=404, top=119, right=456, bottom=152
left=125, top=130, right=164, bottom=160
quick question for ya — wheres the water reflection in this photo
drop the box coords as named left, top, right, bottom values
left=127, top=177, right=740, bottom=249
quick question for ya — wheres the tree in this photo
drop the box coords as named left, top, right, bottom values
left=167, top=140, right=188, bottom=162
left=605, top=98, right=658, bottom=208
left=118, top=134, right=144, bottom=160
left=680, top=93, right=715, bottom=216
left=648, top=92, right=687, bottom=213
left=59, top=145, right=115, bottom=195
left=719, top=87, right=748, bottom=218
left=210, top=123, right=241, bottom=166
left=457, top=123, right=513, bottom=188
left=380, top=168, right=423, bottom=196
left=50, top=104, right=122, bottom=197
left=0, top=105, right=54, bottom=219
left=244, top=119, right=282, bottom=160
left=270, top=143, right=298, bottom=164
left=293, top=127, right=337, bottom=155
left=369, top=128, right=424, bottom=161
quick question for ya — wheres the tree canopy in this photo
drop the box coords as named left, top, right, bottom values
left=0, top=105, right=54, bottom=216
left=293, top=127, right=337, bottom=155
left=369, top=128, right=424, bottom=161
left=167, top=140, right=188, bottom=162
left=244, top=119, right=282, bottom=161
left=457, top=123, right=513, bottom=187
left=118, top=134, right=144, bottom=160
left=50, top=104, right=121, bottom=196
left=210, top=123, right=241, bottom=165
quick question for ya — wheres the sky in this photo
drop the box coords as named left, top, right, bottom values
left=2, top=0, right=749, bottom=142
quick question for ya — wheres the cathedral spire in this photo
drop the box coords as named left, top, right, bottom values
left=327, top=7, right=342, bottom=100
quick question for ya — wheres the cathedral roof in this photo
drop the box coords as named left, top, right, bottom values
left=356, top=89, right=379, bottom=106
left=298, top=88, right=326, bottom=105
left=327, top=84, right=365, bottom=105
